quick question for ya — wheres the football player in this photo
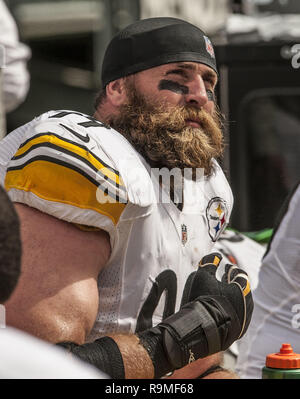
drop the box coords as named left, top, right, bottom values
left=0, top=17, right=253, bottom=379
left=236, top=182, right=300, bottom=378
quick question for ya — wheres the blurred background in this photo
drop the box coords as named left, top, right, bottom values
left=2, top=0, right=300, bottom=232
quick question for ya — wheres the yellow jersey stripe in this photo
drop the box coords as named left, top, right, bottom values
left=243, top=280, right=251, bottom=297
left=5, top=160, right=126, bottom=225
left=213, top=255, right=221, bottom=266
left=14, top=133, right=124, bottom=188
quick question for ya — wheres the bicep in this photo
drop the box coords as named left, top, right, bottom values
left=6, top=203, right=111, bottom=344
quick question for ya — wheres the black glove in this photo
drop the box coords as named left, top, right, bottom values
left=138, top=252, right=253, bottom=378
left=182, top=252, right=253, bottom=339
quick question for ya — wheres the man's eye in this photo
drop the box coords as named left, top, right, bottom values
left=166, top=69, right=187, bottom=78
left=205, top=77, right=217, bottom=89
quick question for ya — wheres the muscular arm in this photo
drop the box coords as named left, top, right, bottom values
left=6, top=203, right=153, bottom=377
left=6, top=203, right=111, bottom=344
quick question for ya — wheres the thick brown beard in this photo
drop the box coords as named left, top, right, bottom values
left=107, top=82, right=224, bottom=176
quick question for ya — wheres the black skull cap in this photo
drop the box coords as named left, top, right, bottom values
left=101, top=17, right=217, bottom=88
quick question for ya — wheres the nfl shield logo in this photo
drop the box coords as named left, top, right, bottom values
left=181, top=224, right=188, bottom=246
left=204, top=36, right=215, bottom=59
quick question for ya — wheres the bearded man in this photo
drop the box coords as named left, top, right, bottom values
left=0, top=17, right=253, bottom=379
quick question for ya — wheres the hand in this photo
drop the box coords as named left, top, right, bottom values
left=138, top=252, right=253, bottom=378
left=182, top=252, right=253, bottom=339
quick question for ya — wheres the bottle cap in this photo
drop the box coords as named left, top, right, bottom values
left=266, top=344, right=300, bottom=369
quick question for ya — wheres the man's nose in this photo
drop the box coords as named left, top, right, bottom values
left=184, top=76, right=208, bottom=108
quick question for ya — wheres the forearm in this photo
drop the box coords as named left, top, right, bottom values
left=59, top=335, right=231, bottom=380
left=202, top=369, right=239, bottom=379
left=58, top=333, right=155, bottom=379
left=111, top=338, right=233, bottom=379
left=109, top=334, right=154, bottom=379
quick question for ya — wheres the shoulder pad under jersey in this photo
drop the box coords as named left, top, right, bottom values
left=4, top=110, right=155, bottom=234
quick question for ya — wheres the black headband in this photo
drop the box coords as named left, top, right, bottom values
left=101, top=17, right=217, bottom=88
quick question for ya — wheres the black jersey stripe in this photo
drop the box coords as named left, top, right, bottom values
left=17, top=132, right=120, bottom=176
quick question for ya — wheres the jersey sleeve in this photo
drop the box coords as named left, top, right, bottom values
left=4, top=114, right=128, bottom=245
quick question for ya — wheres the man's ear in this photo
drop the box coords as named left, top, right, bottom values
left=106, top=78, right=127, bottom=107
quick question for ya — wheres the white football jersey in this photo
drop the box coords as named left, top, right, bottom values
left=0, top=110, right=233, bottom=340
left=235, top=183, right=300, bottom=378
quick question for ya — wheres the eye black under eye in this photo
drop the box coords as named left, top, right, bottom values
left=158, top=80, right=189, bottom=95
left=206, top=89, right=215, bottom=101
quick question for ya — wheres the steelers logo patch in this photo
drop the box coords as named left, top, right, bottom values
left=206, top=197, right=228, bottom=242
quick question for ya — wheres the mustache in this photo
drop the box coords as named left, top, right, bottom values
left=121, top=103, right=223, bottom=134
left=166, top=106, right=223, bottom=132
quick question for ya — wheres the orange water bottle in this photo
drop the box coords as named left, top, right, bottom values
left=262, top=343, right=300, bottom=379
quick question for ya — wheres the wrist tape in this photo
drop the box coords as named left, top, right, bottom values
left=57, top=336, right=125, bottom=379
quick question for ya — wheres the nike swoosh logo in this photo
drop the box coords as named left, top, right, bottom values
left=59, top=123, right=90, bottom=143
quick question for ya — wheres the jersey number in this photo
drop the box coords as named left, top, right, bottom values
left=135, top=269, right=196, bottom=332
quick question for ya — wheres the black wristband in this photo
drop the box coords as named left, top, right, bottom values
left=57, top=336, right=125, bottom=379
left=196, top=364, right=225, bottom=379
